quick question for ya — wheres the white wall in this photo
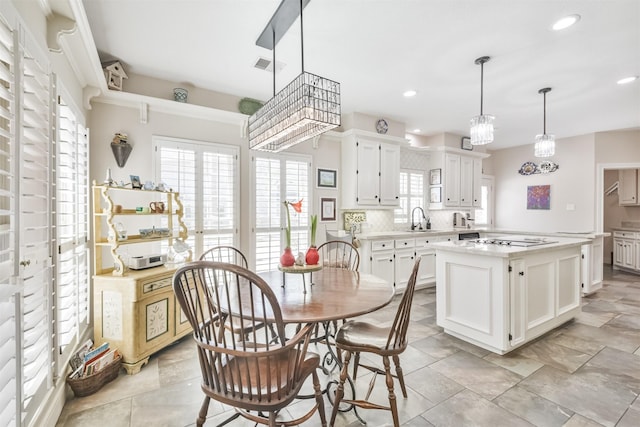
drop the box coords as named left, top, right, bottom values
left=491, top=134, right=596, bottom=232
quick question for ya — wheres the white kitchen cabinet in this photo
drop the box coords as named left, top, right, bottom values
left=379, top=142, right=401, bottom=205
left=460, top=156, right=473, bottom=207
left=415, top=248, right=436, bottom=286
left=370, top=239, right=395, bottom=287
left=429, top=149, right=489, bottom=210
left=394, top=238, right=416, bottom=291
left=581, top=236, right=604, bottom=295
left=444, top=153, right=461, bottom=207
left=618, top=169, right=638, bottom=206
left=341, top=130, right=405, bottom=209
left=472, top=158, right=483, bottom=207
left=623, top=240, right=635, bottom=269
left=613, top=231, right=637, bottom=271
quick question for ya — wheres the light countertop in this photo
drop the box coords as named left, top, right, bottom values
left=357, top=228, right=607, bottom=241
left=430, top=236, right=590, bottom=258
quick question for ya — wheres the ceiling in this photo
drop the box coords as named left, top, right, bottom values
left=80, top=0, right=640, bottom=150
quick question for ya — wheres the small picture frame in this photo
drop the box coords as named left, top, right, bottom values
left=130, top=175, right=142, bottom=189
left=461, top=136, right=473, bottom=151
left=430, top=187, right=442, bottom=203
left=320, top=197, right=337, bottom=221
left=317, top=168, right=337, bottom=188
left=430, top=169, right=441, bottom=185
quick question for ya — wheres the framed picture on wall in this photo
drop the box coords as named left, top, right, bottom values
left=317, top=168, right=337, bottom=188
left=430, top=187, right=442, bottom=203
left=320, top=197, right=336, bottom=221
left=430, top=169, right=441, bottom=185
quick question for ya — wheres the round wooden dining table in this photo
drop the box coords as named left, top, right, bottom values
left=258, top=267, right=395, bottom=324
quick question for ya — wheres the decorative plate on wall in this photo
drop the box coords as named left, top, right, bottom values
left=518, top=161, right=538, bottom=175
left=538, top=161, right=559, bottom=174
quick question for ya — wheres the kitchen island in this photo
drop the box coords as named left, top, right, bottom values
left=432, top=235, right=589, bottom=354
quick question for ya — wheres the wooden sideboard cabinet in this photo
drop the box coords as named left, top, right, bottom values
left=91, top=183, right=193, bottom=374
left=93, top=266, right=191, bottom=374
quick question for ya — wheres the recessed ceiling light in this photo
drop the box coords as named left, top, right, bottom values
left=403, top=90, right=417, bottom=97
left=617, top=76, right=638, bottom=85
left=552, top=14, right=580, bottom=31
left=413, top=129, right=421, bottom=133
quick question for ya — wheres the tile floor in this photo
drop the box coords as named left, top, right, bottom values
left=56, top=266, right=640, bottom=427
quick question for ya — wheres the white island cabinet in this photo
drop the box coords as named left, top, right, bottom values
left=433, top=236, right=588, bottom=354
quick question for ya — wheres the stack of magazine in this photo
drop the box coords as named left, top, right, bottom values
left=68, top=339, right=120, bottom=379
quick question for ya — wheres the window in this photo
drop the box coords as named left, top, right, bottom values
left=54, top=91, right=90, bottom=370
left=395, top=169, right=425, bottom=225
left=253, top=153, right=311, bottom=273
left=474, top=176, right=494, bottom=226
left=153, top=136, right=239, bottom=258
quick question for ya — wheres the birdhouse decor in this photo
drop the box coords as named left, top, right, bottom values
left=102, top=60, right=128, bottom=91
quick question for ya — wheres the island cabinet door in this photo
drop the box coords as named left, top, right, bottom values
left=510, top=249, right=581, bottom=348
left=509, top=259, right=526, bottom=346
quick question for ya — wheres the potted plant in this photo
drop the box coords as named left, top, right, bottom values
left=305, top=214, right=319, bottom=265
left=281, top=199, right=303, bottom=267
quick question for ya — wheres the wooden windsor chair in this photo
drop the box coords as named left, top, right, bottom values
left=173, top=261, right=326, bottom=427
left=329, top=258, right=421, bottom=427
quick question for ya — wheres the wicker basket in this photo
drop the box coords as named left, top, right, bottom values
left=66, top=355, right=122, bottom=397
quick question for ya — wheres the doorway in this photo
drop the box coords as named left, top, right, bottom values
left=596, top=163, right=640, bottom=264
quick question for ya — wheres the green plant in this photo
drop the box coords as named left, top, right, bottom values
left=310, top=214, right=318, bottom=247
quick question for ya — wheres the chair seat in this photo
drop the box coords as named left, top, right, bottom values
left=335, top=321, right=403, bottom=355
left=205, top=349, right=320, bottom=409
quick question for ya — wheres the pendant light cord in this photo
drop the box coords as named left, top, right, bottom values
left=479, top=61, right=484, bottom=115
left=300, top=0, right=304, bottom=73
left=543, top=90, right=547, bottom=134
left=272, top=27, right=276, bottom=97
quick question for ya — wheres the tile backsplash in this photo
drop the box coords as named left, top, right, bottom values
left=341, top=208, right=474, bottom=233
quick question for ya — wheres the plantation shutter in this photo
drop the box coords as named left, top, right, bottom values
left=19, top=38, right=53, bottom=422
left=253, top=154, right=311, bottom=273
left=54, top=94, right=89, bottom=366
left=0, top=12, right=17, bottom=427
left=153, top=136, right=239, bottom=257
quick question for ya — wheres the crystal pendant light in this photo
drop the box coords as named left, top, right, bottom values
left=534, top=87, right=555, bottom=157
left=248, top=0, right=341, bottom=152
left=470, top=56, right=494, bottom=145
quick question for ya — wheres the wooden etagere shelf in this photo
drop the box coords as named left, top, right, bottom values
left=92, top=181, right=190, bottom=276
left=91, top=181, right=193, bottom=374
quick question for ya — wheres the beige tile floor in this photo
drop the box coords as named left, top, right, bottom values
left=56, top=266, right=640, bottom=427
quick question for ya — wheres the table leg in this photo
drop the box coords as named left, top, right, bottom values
left=320, top=321, right=367, bottom=425
left=281, top=271, right=285, bottom=288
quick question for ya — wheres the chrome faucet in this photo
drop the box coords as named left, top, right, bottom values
left=411, top=207, right=427, bottom=230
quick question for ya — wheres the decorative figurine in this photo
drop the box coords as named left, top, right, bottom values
left=295, top=252, right=305, bottom=266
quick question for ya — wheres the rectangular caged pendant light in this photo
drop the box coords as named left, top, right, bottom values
left=248, top=0, right=341, bottom=152
left=248, top=72, right=340, bottom=152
